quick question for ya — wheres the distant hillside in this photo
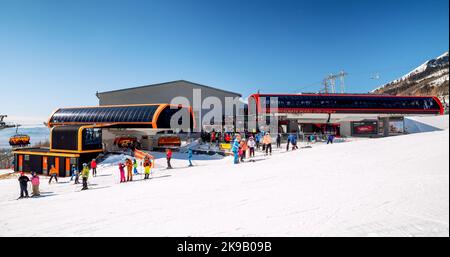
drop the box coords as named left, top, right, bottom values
left=372, top=52, right=449, bottom=110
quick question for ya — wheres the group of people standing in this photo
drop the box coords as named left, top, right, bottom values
left=231, top=132, right=276, bottom=164
left=17, top=158, right=97, bottom=198
left=118, top=157, right=153, bottom=183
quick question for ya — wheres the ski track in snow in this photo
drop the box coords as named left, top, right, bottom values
left=0, top=120, right=448, bottom=236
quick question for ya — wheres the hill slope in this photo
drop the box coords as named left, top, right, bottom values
left=372, top=52, right=449, bottom=107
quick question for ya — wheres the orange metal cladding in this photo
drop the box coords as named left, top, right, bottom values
left=65, top=158, right=71, bottom=174
left=55, top=157, right=59, bottom=171
left=43, top=156, right=48, bottom=173
left=18, top=155, right=23, bottom=171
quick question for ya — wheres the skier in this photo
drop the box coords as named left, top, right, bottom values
left=286, top=134, right=292, bottom=151
left=247, top=136, right=256, bottom=158
left=31, top=172, right=40, bottom=197
left=240, top=139, right=248, bottom=162
left=126, top=158, right=133, bottom=181
left=255, top=133, right=261, bottom=150
left=90, top=159, right=97, bottom=177
left=18, top=172, right=30, bottom=199
left=188, top=148, right=193, bottom=167
left=133, top=159, right=139, bottom=175
left=166, top=148, right=173, bottom=169
left=71, top=164, right=80, bottom=184
left=70, top=164, right=76, bottom=182
left=263, top=133, right=272, bottom=156
left=143, top=158, right=151, bottom=179
left=118, top=162, right=126, bottom=183
left=327, top=134, right=334, bottom=144
left=231, top=136, right=240, bottom=164
left=276, top=133, right=281, bottom=148
left=291, top=134, right=298, bottom=150
left=81, top=163, right=89, bottom=190
left=48, top=165, right=58, bottom=184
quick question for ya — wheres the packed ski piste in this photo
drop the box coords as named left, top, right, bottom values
left=0, top=115, right=448, bottom=236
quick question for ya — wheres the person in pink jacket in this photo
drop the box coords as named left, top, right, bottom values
left=31, top=172, right=40, bottom=197
left=118, top=162, right=126, bottom=183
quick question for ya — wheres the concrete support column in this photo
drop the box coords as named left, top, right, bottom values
left=382, top=117, right=390, bottom=137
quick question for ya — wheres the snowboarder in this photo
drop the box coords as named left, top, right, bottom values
left=188, top=148, right=193, bottom=167
left=263, top=133, right=272, bottom=156
left=81, top=163, right=89, bottom=190
left=166, top=148, right=173, bottom=169
left=48, top=165, right=58, bottom=184
left=247, top=136, right=256, bottom=158
left=18, top=172, right=30, bottom=198
left=118, top=162, right=126, bottom=183
left=31, top=172, right=40, bottom=197
left=126, top=158, right=133, bottom=181
left=143, top=158, right=151, bottom=179
left=90, top=159, right=97, bottom=177
left=133, top=159, right=139, bottom=175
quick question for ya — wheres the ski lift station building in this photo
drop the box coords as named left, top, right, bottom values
left=12, top=80, right=444, bottom=176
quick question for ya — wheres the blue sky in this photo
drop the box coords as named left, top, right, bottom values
left=0, top=0, right=448, bottom=122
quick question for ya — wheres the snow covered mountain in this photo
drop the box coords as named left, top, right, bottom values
left=372, top=52, right=449, bottom=106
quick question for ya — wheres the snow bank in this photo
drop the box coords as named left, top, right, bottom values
left=405, top=115, right=449, bottom=133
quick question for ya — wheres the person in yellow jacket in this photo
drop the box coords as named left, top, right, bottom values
left=81, top=163, right=89, bottom=190
left=143, top=158, right=152, bottom=180
left=48, top=165, right=58, bottom=184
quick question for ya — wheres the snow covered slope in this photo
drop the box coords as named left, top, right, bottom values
left=405, top=115, right=449, bottom=133
left=0, top=129, right=448, bottom=236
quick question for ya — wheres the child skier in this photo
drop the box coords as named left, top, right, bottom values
left=118, top=162, right=126, bottom=183
left=81, top=163, right=89, bottom=190
left=133, top=159, right=139, bottom=175
left=144, top=158, right=151, bottom=179
left=166, top=148, right=173, bottom=169
left=247, top=136, right=256, bottom=158
left=31, top=172, right=40, bottom=197
left=240, top=139, right=248, bottom=162
left=18, top=172, right=30, bottom=199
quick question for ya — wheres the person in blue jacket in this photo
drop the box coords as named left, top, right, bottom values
left=232, top=137, right=240, bottom=164
left=327, top=134, right=335, bottom=144
left=286, top=134, right=293, bottom=151
left=291, top=134, right=298, bottom=150
left=188, top=148, right=194, bottom=167
left=255, top=133, right=261, bottom=150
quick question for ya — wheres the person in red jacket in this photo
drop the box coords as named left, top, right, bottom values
left=166, top=148, right=173, bottom=169
left=90, top=159, right=97, bottom=177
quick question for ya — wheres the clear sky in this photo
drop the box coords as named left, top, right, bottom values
left=0, top=0, right=448, bottom=123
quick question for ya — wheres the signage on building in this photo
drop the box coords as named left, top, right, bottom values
left=351, top=121, right=378, bottom=136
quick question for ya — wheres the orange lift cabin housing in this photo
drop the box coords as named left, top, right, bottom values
left=13, top=104, right=195, bottom=177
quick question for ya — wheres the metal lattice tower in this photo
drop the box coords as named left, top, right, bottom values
left=322, top=71, right=348, bottom=93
